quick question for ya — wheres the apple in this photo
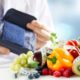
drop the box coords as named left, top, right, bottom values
left=68, top=49, right=79, bottom=59
left=66, top=40, right=80, bottom=58
left=66, top=40, right=80, bottom=46
left=64, top=45, right=79, bottom=59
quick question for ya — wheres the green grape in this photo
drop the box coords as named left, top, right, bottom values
left=24, top=54, right=28, bottom=59
left=20, top=53, right=27, bottom=59
left=11, top=64, right=21, bottom=73
left=20, top=58, right=27, bottom=66
left=27, top=56, right=34, bottom=64
left=26, top=51, right=33, bottom=59
left=23, top=64, right=28, bottom=68
left=14, top=57, right=21, bottom=64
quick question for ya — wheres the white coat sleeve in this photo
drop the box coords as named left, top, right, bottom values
left=28, top=0, right=55, bottom=32
left=36, top=0, right=55, bottom=32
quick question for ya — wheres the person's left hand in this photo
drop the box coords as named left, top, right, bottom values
left=0, top=46, right=10, bottom=55
left=27, top=20, right=51, bottom=49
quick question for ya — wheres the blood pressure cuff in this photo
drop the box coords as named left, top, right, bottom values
left=3, top=8, right=37, bottom=31
left=0, top=39, right=30, bottom=55
left=2, top=21, right=36, bottom=52
left=2, top=8, right=37, bottom=51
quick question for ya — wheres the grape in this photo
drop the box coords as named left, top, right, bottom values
left=26, top=51, right=33, bottom=58
left=20, top=58, right=27, bottom=66
left=27, top=57, right=34, bottom=64
left=20, top=53, right=27, bottom=59
left=11, top=64, right=21, bottom=73
left=28, top=74, right=34, bottom=79
left=14, top=57, right=21, bottom=64
left=11, top=51, right=35, bottom=72
left=23, top=64, right=28, bottom=68
left=19, top=53, right=28, bottom=67
left=33, top=73, right=40, bottom=78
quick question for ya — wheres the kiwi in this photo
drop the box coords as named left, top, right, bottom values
left=72, top=56, right=80, bottom=76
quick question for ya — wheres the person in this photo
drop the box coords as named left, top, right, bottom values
left=0, top=0, right=54, bottom=54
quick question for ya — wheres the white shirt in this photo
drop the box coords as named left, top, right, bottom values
left=3, top=0, right=54, bottom=31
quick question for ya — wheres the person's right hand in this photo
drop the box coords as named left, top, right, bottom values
left=27, top=20, right=51, bottom=49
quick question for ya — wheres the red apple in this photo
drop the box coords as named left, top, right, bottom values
left=66, top=40, right=79, bottom=46
left=65, top=44, right=79, bottom=59
left=72, top=40, right=79, bottom=46
left=67, top=46, right=80, bottom=58
left=67, top=47, right=79, bottom=59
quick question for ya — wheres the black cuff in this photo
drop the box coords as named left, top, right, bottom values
left=3, top=8, right=37, bottom=31
left=0, top=39, right=30, bottom=55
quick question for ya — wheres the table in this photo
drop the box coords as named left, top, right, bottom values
left=0, top=67, right=80, bottom=80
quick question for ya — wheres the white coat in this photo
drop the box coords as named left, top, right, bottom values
left=3, top=0, right=54, bottom=31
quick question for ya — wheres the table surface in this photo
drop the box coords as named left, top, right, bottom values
left=0, top=66, right=80, bottom=80
left=0, top=54, right=80, bottom=80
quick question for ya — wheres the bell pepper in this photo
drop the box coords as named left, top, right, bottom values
left=54, top=48, right=74, bottom=62
left=47, top=48, right=74, bottom=71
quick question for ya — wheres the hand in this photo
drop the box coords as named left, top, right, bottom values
left=36, top=35, right=48, bottom=50
left=0, top=46, right=10, bottom=55
left=27, top=20, right=51, bottom=49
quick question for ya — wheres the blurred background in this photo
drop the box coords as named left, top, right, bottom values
left=48, top=0, right=80, bottom=40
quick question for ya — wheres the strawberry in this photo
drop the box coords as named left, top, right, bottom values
left=63, top=68, right=73, bottom=77
left=53, top=71, right=61, bottom=77
left=42, top=68, right=49, bottom=75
